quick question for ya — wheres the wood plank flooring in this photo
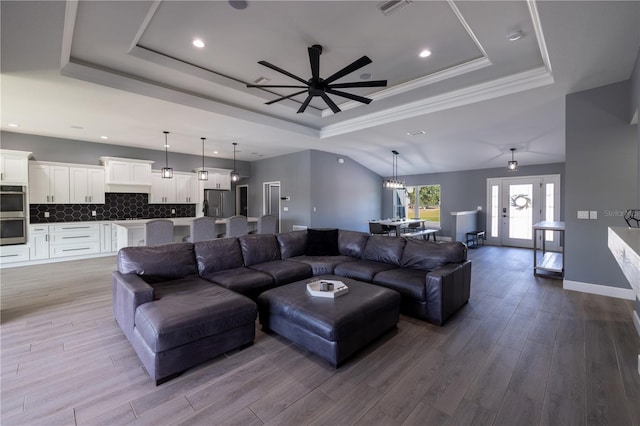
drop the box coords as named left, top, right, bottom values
left=1, top=246, right=639, bottom=425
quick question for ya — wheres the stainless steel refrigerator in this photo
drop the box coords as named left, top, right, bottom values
left=203, top=189, right=235, bottom=218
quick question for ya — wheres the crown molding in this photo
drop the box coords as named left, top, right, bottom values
left=320, top=66, right=554, bottom=138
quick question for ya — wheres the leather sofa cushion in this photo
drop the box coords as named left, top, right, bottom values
left=239, top=234, right=281, bottom=266
left=249, top=260, right=313, bottom=284
left=194, top=238, right=244, bottom=275
left=288, top=255, right=356, bottom=275
left=338, top=230, right=369, bottom=258
left=373, top=268, right=427, bottom=301
left=118, top=243, right=197, bottom=284
left=276, top=231, right=307, bottom=259
left=134, top=277, right=257, bottom=352
left=305, top=228, right=339, bottom=256
left=401, top=240, right=467, bottom=271
left=334, top=259, right=398, bottom=282
left=204, top=267, right=275, bottom=300
left=362, top=235, right=406, bottom=266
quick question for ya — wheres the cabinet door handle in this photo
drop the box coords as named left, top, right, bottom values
left=46, top=195, right=50, bottom=202
left=52, top=195, right=54, bottom=202
left=45, top=235, right=48, bottom=242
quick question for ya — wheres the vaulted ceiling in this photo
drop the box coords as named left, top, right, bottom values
left=1, top=1, right=638, bottom=176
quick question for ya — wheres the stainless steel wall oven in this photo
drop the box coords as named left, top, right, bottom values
left=0, top=185, right=27, bottom=245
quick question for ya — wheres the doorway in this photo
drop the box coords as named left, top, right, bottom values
left=263, top=181, right=281, bottom=232
left=236, top=185, right=248, bottom=217
left=486, top=175, right=561, bottom=249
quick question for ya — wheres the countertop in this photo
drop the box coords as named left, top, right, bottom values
left=30, top=217, right=258, bottom=228
left=608, top=227, right=640, bottom=300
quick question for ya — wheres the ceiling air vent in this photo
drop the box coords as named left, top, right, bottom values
left=378, top=0, right=412, bottom=16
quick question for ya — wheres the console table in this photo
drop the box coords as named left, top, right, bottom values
left=533, top=221, right=565, bottom=279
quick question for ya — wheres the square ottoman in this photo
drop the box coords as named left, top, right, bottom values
left=257, top=274, right=400, bottom=367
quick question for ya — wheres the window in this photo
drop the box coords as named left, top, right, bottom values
left=404, top=185, right=441, bottom=225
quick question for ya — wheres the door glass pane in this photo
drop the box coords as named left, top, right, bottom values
left=509, top=184, right=533, bottom=240
left=491, top=185, right=499, bottom=237
left=545, top=183, right=555, bottom=241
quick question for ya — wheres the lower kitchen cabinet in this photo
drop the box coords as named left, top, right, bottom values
left=49, top=224, right=100, bottom=258
left=0, top=244, right=30, bottom=264
left=29, top=225, right=50, bottom=260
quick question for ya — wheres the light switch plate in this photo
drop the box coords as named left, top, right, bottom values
left=577, top=211, right=589, bottom=219
left=283, top=207, right=289, bottom=212
left=589, top=210, right=598, bottom=219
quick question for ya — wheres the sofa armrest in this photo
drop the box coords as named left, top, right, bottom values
left=112, top=271, right=154, bottom=342
left=424, top=260, right=472, bottom=325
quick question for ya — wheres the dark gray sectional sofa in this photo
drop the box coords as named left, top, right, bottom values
left=112, top=228, right=471, bottom=384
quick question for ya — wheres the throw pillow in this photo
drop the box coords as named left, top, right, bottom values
left=305, top=228, right=340, bottom=256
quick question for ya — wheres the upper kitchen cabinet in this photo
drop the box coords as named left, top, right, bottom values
left=100, top=157, right=153, bottom=193
left=69, top=166, right=105, bottom=204
left=29, top=162, right=70, bottom=204
left=198, top=168, right=232, bottom=190
left=0, top=149, right=31, bottom=185
left=149, top=171, right=177, bottom=204
left=175, top=172, right=198, bottom=204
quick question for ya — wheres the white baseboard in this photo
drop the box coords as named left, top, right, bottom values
left=633, top=310, right=640, bottom=339
left=563, top=280, right=636, bottom=301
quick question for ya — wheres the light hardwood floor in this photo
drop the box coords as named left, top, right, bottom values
left=1, top=246, right=639, bottom=425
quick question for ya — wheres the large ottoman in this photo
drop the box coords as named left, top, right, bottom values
left=257, top=275, right=401, bottom=367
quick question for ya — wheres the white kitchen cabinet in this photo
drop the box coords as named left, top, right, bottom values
left=49, top=224, right=100, bottom=258
left=175, top=172, right=198, bottom=203
left=100, top=223, right=114, bottom=253
left=69, top=166, right=105, bottom=204
left=199, top=168, right=232, bottom=190
left=28, top=225, right=49, bottom=260
left=29, top=162, right=70, bottom=204
left=0, top=150, right=31, bottom=185
left=100, top=157, right=153, bottom=193
left=150, top=171, right=177, bottom=204
left=0, top=245, right=30, bottom=264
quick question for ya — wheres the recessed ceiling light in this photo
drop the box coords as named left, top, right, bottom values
left=213, top=150, right=218, bottom=154
left=100, top=136, right=108, bottom=140
left=506, top=30, right=523, bottom=41
left=360, top=73, right=372, bottom=80
left=192, top=39, right=205, bottom=48
left=254, top=76, right=270, bottom=85
left=71, top=125, right=84, bottom=129
left=419, top=49, right=432, bottom=58
left=164, top=144, right=170, bottom=148
left=229, top=0, right=248, bottom=10
left=406, top=130, right=427, bottom=136
left=7, top=123, right=19, bottom=127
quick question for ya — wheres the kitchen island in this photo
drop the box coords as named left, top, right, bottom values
left=113, top=217, right=258, bottom=250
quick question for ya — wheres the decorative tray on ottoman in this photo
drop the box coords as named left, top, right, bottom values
left=306, top=279, right=349, bottom=298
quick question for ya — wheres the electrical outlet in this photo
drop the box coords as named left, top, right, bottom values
left=91, top=211, right=97, bottom=217
left=577, top=210, right=589, bottom=219
left=171, top=209, right=176, bottom=214
left=44, top=212, right=50, bottom=218
left=477, top=206, right=483, bottom=211
left=283, top=206, right=289, bottom=212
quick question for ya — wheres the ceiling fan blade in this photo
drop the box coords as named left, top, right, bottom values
left=246, top=84, right=308, bottom=88
left=328, top=80, right=387, bottom=89
left=258, top=60, right=309, bottom=85
left=297, top=95, right=313, bottom=114
left=265, top=90, right=308, bottom=105
left=320, top=93, right=341, bottom=113
left=326, top=89, right=372, bottom=104
left=308, top=45, right=321, bottom=81
left=324, top=56, right=372, bottom=85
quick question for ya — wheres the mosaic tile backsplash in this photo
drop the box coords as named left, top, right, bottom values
left=29, top=193, right=196, bottom=223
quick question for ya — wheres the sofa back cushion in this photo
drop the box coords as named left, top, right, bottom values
left=362, top=235, right=406, bottom=266
left=239, top=234, right=281, bottom=266
left=194, top=238, right=244, bottom=275
left=305, top=228, right=340, bottom=256
left=117, top=242, right=197, bottom=283
left=338, top=230, right=369, bottom=258
left=401, top=240, right=467, bottom=271
left=276, top=231, right=307, bottom=259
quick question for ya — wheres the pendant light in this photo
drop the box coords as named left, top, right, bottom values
left=383, top=150, right=405, bottom=189
left=230, top=142, right=240, bottom=183
left=161, top=131, right=173, bottom=179
left=198, top=137, right=208, bottom=181
left=507, top=148, right=518, bottom=172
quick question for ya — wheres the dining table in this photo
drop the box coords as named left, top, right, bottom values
left=373, top=219, right=440, bottom=240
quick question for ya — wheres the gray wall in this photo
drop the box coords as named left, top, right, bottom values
left=247, top=149, right=382, bottom=233
left=0, top=131, right=250, bottom=176
left=383, top=163, right=565, bottom=239
left=630, top=47, right=640, bottom=312
left=565, top=80, right=638, bottom=289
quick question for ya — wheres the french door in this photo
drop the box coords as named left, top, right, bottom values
left=486, top=175, right=560, bottom=249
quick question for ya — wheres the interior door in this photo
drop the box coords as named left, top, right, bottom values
left=236, top=185, right=248, bottom=217
left=263, top=182, right=280, bottom=232
left=487, top=175, right=560, bottom=249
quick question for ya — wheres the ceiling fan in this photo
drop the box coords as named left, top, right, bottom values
left=247, top=45, right=387, bottom=114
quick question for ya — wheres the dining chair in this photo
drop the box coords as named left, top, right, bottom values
left=186, top=217, right=217, bottom=242
left=226, top=215, right=248, bottom=238
left=145, top=219, right=174, bottom=246
left=257, top=215, right=278, bottom=234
